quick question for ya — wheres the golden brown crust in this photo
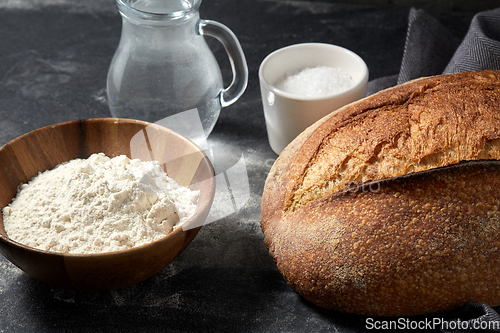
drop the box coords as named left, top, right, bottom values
left=260, top=70, right=500, bottom=317
left=289, top=70, right=500, bottom=212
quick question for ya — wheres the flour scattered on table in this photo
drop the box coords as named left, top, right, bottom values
left=2, top=153, right=200, bottom=254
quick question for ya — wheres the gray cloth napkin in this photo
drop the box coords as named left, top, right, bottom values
left=367, top=7, right=500, bottom=95
left=366, top=7, right=500, bottom=332
left=441, top=303, right=500, bottom=333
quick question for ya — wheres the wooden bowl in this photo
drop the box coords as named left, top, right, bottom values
left=0, top=118, right=215, bottom=291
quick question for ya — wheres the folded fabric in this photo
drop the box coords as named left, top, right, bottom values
left=444, top=8, right=500, bottom=74
left=397, top=8, right=461, bottom=85
left=366, top=7, right=500, bottom=95
left=439, top=303, right=500, bottom=333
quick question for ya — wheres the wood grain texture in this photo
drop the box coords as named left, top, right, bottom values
left=0, top=118, right=215, bottom=291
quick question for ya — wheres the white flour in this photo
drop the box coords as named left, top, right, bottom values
left=2, top=153, right=200, bottom=254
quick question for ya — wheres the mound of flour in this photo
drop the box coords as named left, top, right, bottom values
left=2, top=153, right=200, bottom=254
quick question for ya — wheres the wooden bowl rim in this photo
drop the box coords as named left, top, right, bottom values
left=0, top=117, right=216, bottom=258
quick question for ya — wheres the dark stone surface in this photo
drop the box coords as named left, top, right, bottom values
left=287, top=0, right=500, bottom=12
left=0, top=0, right=477, bottom=331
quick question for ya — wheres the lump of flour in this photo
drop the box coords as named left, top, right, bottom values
left=2, top=153, right=200, bottom=254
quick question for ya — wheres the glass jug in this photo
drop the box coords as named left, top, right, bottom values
left=107, top=0, right=248, bottom=140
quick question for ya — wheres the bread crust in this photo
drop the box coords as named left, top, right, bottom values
left=260, top=70, right=500, bottom=316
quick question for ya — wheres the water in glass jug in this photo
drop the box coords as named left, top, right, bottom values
left=107, top=0, right=248, bottom=141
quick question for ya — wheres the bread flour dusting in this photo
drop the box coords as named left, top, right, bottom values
left=2, top=153, right=200, bottom=254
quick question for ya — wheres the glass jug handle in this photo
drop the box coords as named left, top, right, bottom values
left=198, top=20, right=248, bottom=107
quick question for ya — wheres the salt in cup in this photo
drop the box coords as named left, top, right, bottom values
left=259, top=43, right=369, bottom=155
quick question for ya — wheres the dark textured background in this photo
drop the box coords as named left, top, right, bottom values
left=296, top=0, right=499, bottom=12
left=0, top=0, right=481, bottom=332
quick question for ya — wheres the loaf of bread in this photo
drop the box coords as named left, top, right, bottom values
left=260, top=70, right=500, bottom=317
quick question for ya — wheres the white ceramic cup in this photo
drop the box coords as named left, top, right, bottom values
left=259, top=43, right=369, bottom=155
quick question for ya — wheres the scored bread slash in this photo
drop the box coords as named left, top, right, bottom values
left=260, top=70, right=500, bottom=317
